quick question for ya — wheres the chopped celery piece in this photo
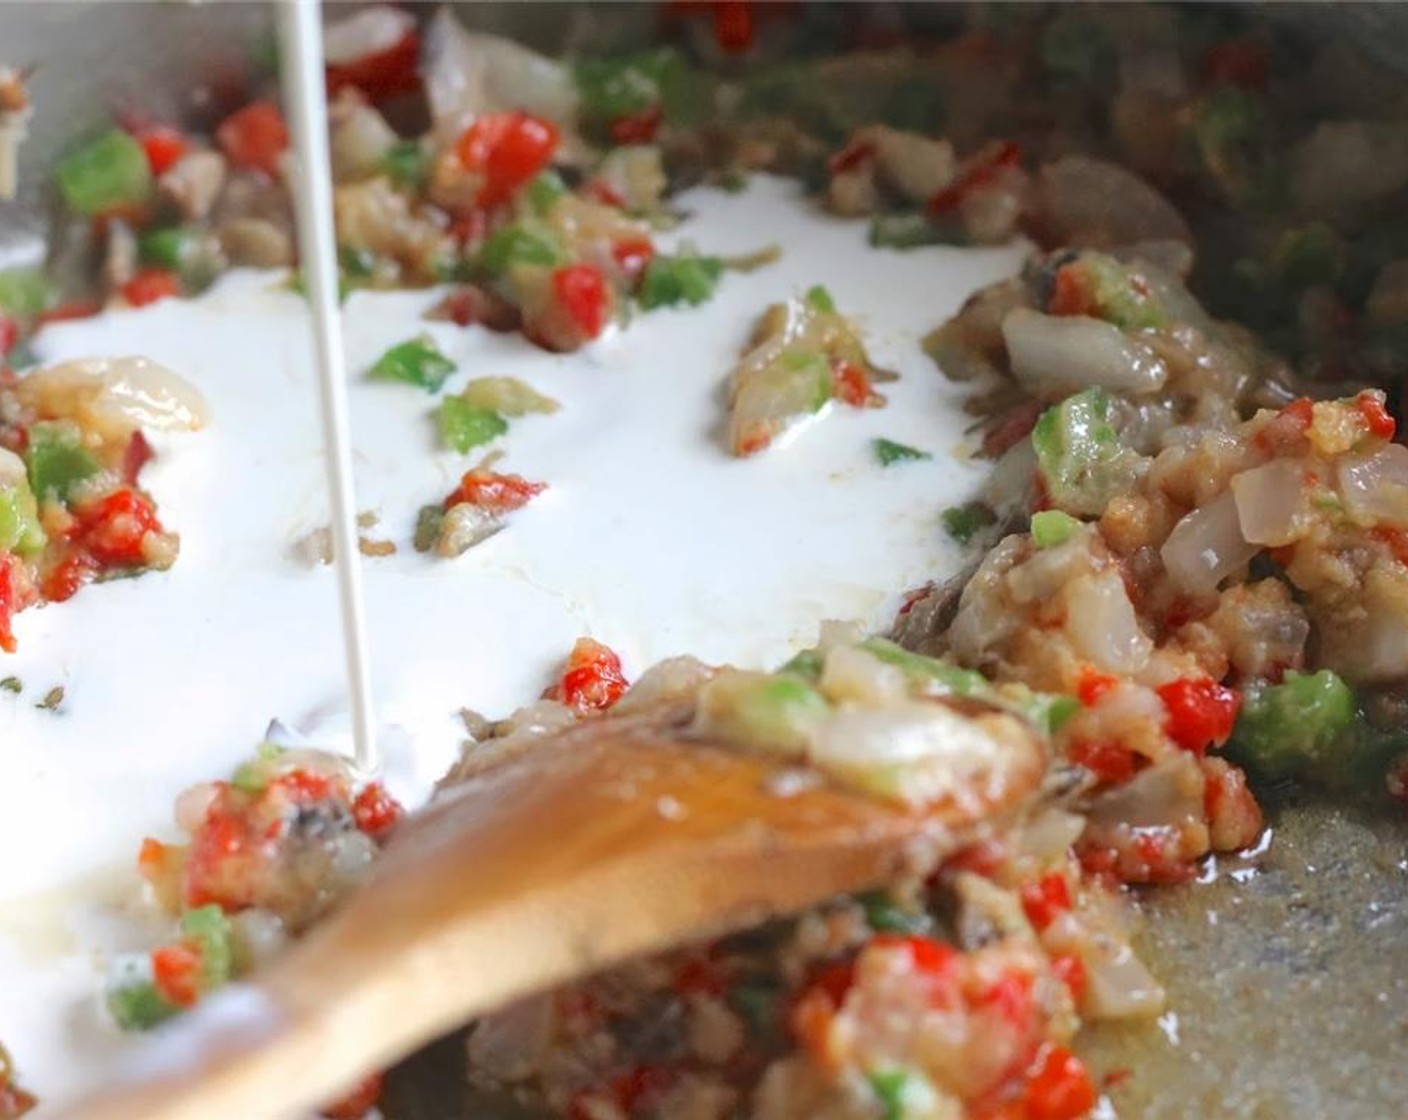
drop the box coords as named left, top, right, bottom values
left=525, top=170, right=567, bottom=215
left=804, top=284, right=836, bottom=313
left=459, top=377, right=559, bottom=417
left=439, top=398, right=508, bottom=453
left=181, top=905, right=234, bottom=990
left=55, top=129, right=153, bottom=217
left=941, top=501, right=995, bottom=545
left=1031, top=509, right=1081, bottom=548
left=368, top=336, right=455, bottom=392
left=108, top=979, right=179, bottom=1031
left=1031, top=389, right=1143, bottom=517
left=697, top=671, right=830, bottom=755
left=1228, top=670, right=1356, bottom=781
left=0, top=268, right=51, bottom=320
left=382, top=140, right=430, bottom=190
left=479, top=226, right=560, bottom=277
left=0, top=482, right=45, bottom=555
left=25, top=421, right=99, bottom=502
left=778, top=648, right=824, bottom=681
left=638, top=253, right=723, bottom=310
left=874, top=438, right=932, bottom=467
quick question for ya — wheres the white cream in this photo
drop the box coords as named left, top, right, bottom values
left=0, top=175, right=1023, bottom=1109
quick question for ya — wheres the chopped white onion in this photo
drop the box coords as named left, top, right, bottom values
left=1002, top=308, right=1168, bottom=398
left=1337, top=443, right=1408, bottom=527
left=1080, top=930, right=1168, bottom=1020
left=1160, top=491, right=1259, bottom=596
left=0, top=446, right=25, bottom=488
left=1036, top=156, right=1192, bottom=248
left=323, top=5, right=415, bottom=66
left=1231, top=459, right=1309, bottom=546
left=1085, top=753, right=1203, bottom=831
left=16, top=356, right=209, bottom=441
left=329, top=97, right=399, bottom=181
left=1062, top=570, right=1153, bottom=675
left=422, top=10, right=577, bottom=144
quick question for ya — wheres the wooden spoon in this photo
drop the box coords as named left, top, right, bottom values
left=57, top=699, right=1044, bottom=1120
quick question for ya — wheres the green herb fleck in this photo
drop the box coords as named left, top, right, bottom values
left=874, top=438, right=932, bottom=467
left=0, top=676, right=20, bottom=694
left=1031, top=509, right=1082, bottom=549
left=36, top=685, right=64, bottom=712
left=804, top=284, right=836, bottom=313
left=941, top=501, right=996, bottom=544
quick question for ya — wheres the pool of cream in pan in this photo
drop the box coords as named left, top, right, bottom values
left=0, top=174, right=1025, bottom=1110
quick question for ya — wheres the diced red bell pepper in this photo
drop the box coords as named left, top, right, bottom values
left=456, top=112, right=559, bottom=209
left=135, top=126, right=188, bottom=176
left=828, top=139, right=876, bottom=176
left=41, top=551, right=97, bottom=604
left=1157, top=676, right=1241, bottom=756
left=0, top=315, right=19, bottom=362
left=1019, top=872, right=1073, bottom=931
left=928, top=140, right=1022, bottom=216
left=790, top=958, right=855, bottom=1062
left=1067, top=738, right=1137, bottom=784
left=77, top=488, right=163, bottom=567
left=151, top=943, right=202, bottom=1008
left=122, top=431, right=155, bottom=485
left=550, top=637, right=629, bottom=713
left=609, top=104, right=663, bottom=145
left=1356, top=389, right=1397, bottom=440
left=36, top=301, right=102, bottom=327
left=1076, top=667, right=1119, bottom=707
left=1023, top=1045, right=1098, bottom=1120
left=583, top=179, right=627, bottom=209
left=326, top=28, right=421, bottom=99
left=444, top=469, right=547, bottom=515
left=1200, top=39, right=1268, bottom=91
left=833, top=361, right=875, bottom=408
left=0, top=554, right=17, bottom=654
left=552, top=263, right=610, bottom=340
left=611, top=238, right=655, bottom=287
left=121, top=268, right=181, bottom=308
left=1048, top=264, right=1096, bottom=318
left=351, top=782, right=404, bottom=841
left=1050, top=953, right=1087, bottom=1004
left=712, top=1, right=755, bottom=53
left=217, top=101, right=289, bottom=177
left=268, top=769, right=335, bottom=805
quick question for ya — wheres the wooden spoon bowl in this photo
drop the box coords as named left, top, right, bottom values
left=58, top=699, right=1045, bottom=1120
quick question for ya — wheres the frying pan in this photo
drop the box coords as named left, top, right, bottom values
left=4, top=4, right=1407, bottom=1117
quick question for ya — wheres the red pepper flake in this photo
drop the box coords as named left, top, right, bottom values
left=547, top=637, right=629, bottom=713
left=1156, top=676, right=1241, bottom=756
left=1019, top=872, right=1073, bottom=931
left=896, top=582, right=935, bottom=617
left=1023, top=1044, right=1098, bottom=1120
left=134, top=125, right=188, bottom=176
left=928, top=140, right=1022, bottom=216
left=319, top=1073, right=384, bottom=1120
left=832, top=361, right=875, bottom=408
left=790, top=958, right=855, bottom=1062
left=36, top=300, right=102, bottom=328
left=1356, top=389, right=1397, bottom=440
left=1067, top=738, right=1137, bottom=785
left=583, top=179, right=627, bottom=209
left=827, top=138, right=875, bottom=176
left=326, top=28, right=422, bottom=100
left=871, top=933, right=959, bottom=978
left=609, top=104, right=663, bottom=145
left=351, top=782, right=403, bottom=841
left=457, top=112, right=559, bottom=210
left=1050, top=953, right=1087, bottom=1003
left=121, top=268, right=181, bottom=308
left=216, top=100, right=289, bottom=178
left=712, top=1, right=755, bottom=53
left=122, top=431, right=155, bottom=485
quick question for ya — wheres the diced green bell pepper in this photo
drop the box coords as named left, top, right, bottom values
left=0, top=482, right=45, bottom=555
left=181, top=905, right=234, bottom=991
left=382, top=140, right=430, bottom=190
left=697, top=671, right=830, bottom=755
left=1228, top=670, right=1356, bottom=782
left=868, top=211, right=962, bottom=250
left=479, top=226, right=560, bottom=277
left=804, top=284, right=836, bottom=314
left=858, top=889, right=932, bottom=935
left=230, top=742, right=286, bottom=794
left=1032, top=388, right=1144, bottom=517
left=868, top=1069, right=913, bottom=1120
left=525, top=170, right=567, bottom=216
left=1031, top=509, right=1082, bottom=549
left=438, top=398, right=508, bottom=453
left=0, top=268, right=51, bottom=321
left=638, top=253, right=723, bottom=310
left=778, top=648, right=825, bottom=681
left=108, top=977, right=180, bottom=1031
left=55, top=129, right=154, bottom=217
left=368, top=336, right=455, bottom=392
left=1079, top=253, right=1167, bottom=330
left=25, top=421, right=99, bottom=503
